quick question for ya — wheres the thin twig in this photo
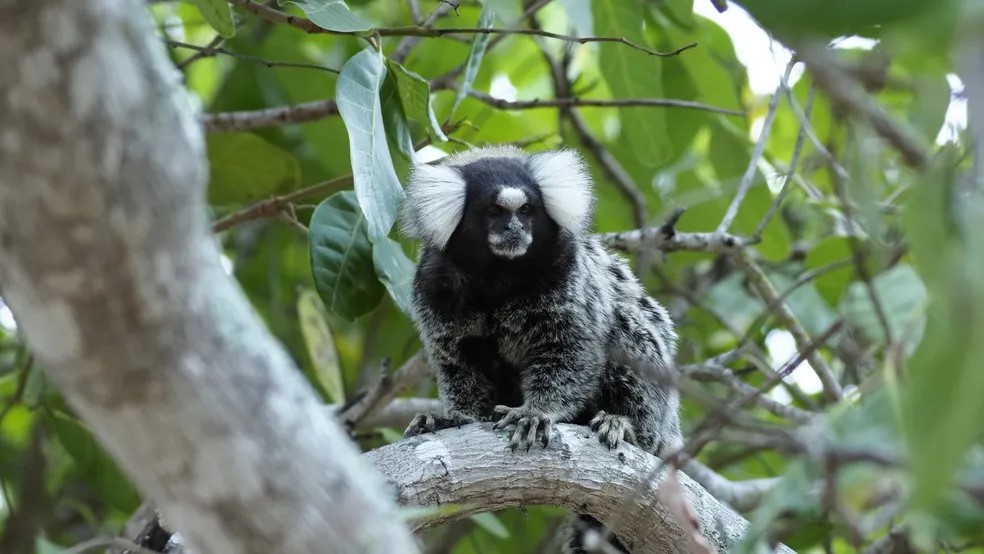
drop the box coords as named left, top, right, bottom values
left=202, top=98, right=338, bottom=132
left=783, top=81, right=850, bottom=183
left=337, top=353, right=430, bottom=429
left=717, top=59, right=795, bottom=234
left=203, top=71, right=743, bottom=134
left=211, top=174, right=352, bottom=232
left=732, top=249, right=844, bottom=401
left=719, top=258, right=854, bottom=369
left=682, top=363, right=814, bottom=423
left=831, top=167, right=894, bottom=345
left=682, top=320, right=844, bottom=465
left=754, top=83, right=816, bottom=240
left=175, top=33, right=225, bottom=70
left=227, top=0, right=697, bottom=58
left=391, top=0, right=457, bottom=63
left=210, top=125, right=457, bottom=232
left=435, top=0, right=555, bottom=82
left=654, top=266, right=814, bottom=407
left=464, top=88, right=744, bottom=116
left=165, top=39, right=340, bottom=74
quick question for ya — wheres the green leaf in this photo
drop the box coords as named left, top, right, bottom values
left=902, top=149, right=984, bottom=515
left=48, top=413, right=141, bottom=513
left=804, top=237, right=854, bottom=306
left=398, top=502, right=472, bottom=522
left=191, top=0, right=236, bottom=38
left=297, top=288, right=344, bottom=402
left=378, top=427, right=405, bottom=443
left=449, top=3, right=495, bottom=119
left=336, top=47, right=405, bottom=242
left=309, top=191, right=385, bottom=321
left=206, top=132, right=301, bottom=205
left=907, top=74, right=953, bottom=144
left=35, top=537, right=63, bottom=554
left=470, top=512, right=510, bottom=539
left=386, top=60, right=448, bottom=142
left=372, top=237, right=415, bottom=316
left=661, top=0, right=694, bottom=26
left=593, top=0, right=670, bottom=168
left=22, top=364, right=48, bottom=407
left=839, top=264, right=928, bottom=354
left=734, top=0, right=954, bottom=40
left=284, top=0, right=372, bottom=32
left=380, top=72, right=417, bottom=164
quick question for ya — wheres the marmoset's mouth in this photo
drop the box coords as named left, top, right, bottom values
left=489, top=230, right=532, bottom=259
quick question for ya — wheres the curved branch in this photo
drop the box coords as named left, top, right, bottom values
left=366, top=423, right=792, bottom=554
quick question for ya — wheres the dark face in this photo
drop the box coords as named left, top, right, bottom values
left=443, top=157, right=560, bottom=271
left=485, top=187, right=534, bottom=259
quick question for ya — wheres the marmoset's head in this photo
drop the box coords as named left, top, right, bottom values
left=400, top=145, right=594, bottom=263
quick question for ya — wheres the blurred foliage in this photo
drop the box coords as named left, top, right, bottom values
left=2, top=0, right=984, bottom=552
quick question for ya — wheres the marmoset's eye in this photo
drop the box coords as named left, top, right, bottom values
left=518, top=204, right=531, bottom=215
left=488, top=205, right=504, bottom=217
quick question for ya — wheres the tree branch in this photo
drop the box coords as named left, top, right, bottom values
left=165, top=39, right=340, bottom=74
left=754, top=83, right=815, bottom=240
left=337, top=353, right=431, bottom=429
left=210, top=174, right=352, bottom=232
left=201, top=90, right=745, bottom=135
left=0, top=2, right=415, bottom=553
left=732, top=250, right=845, bottom=401
left=352, top=397, right=441, bottom=431
left=600, top=227, right=750, bottom=255
left=465, top=89, right=745, bottom=116
left=682, top=364, right=814, bottom=423
left=202, top=98, right=339, bottom=133
left=366, top=423, right=794, bottom=553
left=227, top=0, right=697, bottom=59
left=717, top=59, right=794, bottom=234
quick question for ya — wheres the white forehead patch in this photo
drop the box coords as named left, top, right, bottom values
left=497, top=187, right=527, bottom=210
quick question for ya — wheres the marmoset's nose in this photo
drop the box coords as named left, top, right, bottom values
left=507, top=218, right=523, bottom=232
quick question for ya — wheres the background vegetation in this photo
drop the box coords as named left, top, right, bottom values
left=2, top=0, right=983, bottom=552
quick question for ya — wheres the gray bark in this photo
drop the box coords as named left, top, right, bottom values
left=367, top=423, right=793, bottom=554
left=0, top=1, right=417, bottom=553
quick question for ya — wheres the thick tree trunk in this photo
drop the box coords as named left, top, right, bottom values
left=0, top=1, right=417, bottom=553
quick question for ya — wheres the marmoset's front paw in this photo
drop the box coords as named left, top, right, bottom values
left=492, top=405, right=554, bottom=451
left=403, top=411, right=477, bottom=438
left=588, top=410, right=637, bottom=449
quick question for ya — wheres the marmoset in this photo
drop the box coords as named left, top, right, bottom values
left=399, top=145, right=681, bottom=553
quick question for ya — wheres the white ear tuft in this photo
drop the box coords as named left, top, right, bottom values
left=528, top=149, right=594, bottom=233
left=400, top=163, right=467, bottom=250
